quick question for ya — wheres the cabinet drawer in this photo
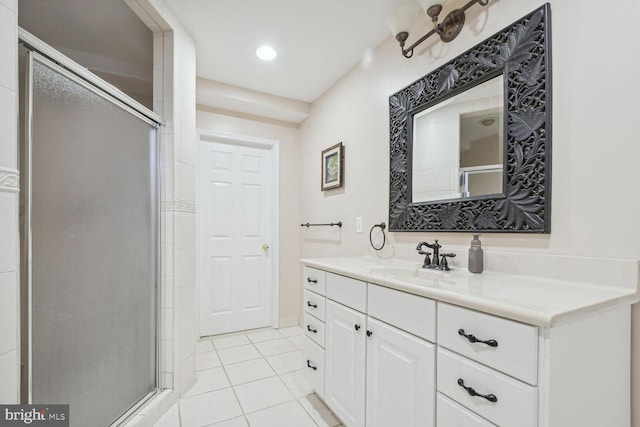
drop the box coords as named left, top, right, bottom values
left=437, top=348, right=537, bottom=427
left=437, top=394, right=496, bottom=427
left=304, top=336, right=325, bottom=398
left=368, top=284, right=436, bottom=342
left=304, top=290, right=325, bottom=321
left=304, top=313, right=325, bottom=347
left=438, top=303, right=538, bottom=385
left=326, top=272, right=366, bottom=312
left=304, top=266, right=326, bottom=295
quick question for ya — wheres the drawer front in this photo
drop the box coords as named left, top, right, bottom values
left=303, top=290, right=326, bottom=321
left=326, top=272, right=367, bottom=312
left=304, top=336, right=325, bottom=398
left=304, top=313, right=325, bottom=347
left=304, top=266, right=326, bottom=295
left=437, top=394, right=497, bottom=427
left=437, top=348, right=537, bottom=427
left=438, top=302, right=538, bottom=385
left=368, top=283, right=436, bottom=342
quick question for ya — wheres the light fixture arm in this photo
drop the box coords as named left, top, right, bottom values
left=399, top=0, right=490, bottom=58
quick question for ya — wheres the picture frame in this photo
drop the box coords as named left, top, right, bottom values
left=321, top=142, right=344, bottom=191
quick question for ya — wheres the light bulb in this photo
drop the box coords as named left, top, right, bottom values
left=256, top=45, right=277, bottom=61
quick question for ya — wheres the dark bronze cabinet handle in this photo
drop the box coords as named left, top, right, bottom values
left=307, top=360, right=317, bottom=370
left=366, top=330, right=373, bottom=337
left=307, top=277, right=318, bottom=283
left=307, top=301, right=318, bottom=308
left=307, top=325, right=318, bottom=333
left=354, top=324, right=361, bottom=331
left=458, top=329, right=498, bottom=347
left=457, top=378, right=497, bottom=402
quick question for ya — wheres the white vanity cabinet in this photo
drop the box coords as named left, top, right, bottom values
left=302, top=266, right=326, bottom=397
left=310, top=273, right=437, bottom=427
left=324, top=272, right=368, bottom=427
left=437, top=302, right=538, bottom=427
left=301, top=259, right=635, bottom=427
left=435, top=302, right=631, bottom=427
left=325, top=299, right=367, bottom=427
left=366, top=283, right=436, bottom=427
left=366, top=317, right=435, bottom=427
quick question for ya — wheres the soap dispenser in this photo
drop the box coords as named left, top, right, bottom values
left=468, top=234, right=483, bottom=273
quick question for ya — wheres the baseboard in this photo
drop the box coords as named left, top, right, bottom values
left=278, top=315, right=300, bottom=328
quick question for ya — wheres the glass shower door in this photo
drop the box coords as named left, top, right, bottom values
left=24, top=52, right=159, bottom=426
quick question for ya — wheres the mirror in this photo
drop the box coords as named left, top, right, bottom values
left=389, top=4, right=551, bottom=233
left=412, top=75, right=504, bottom=202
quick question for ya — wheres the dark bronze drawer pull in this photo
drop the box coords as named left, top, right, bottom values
left=457, top=378, right=497, bottom=402
left=307, top=277, right=318, bottom=283
left=458, top=328, right=498, bottom=347
left=307, top=360, right=317, bottom=370
left=307, top=301, right=318, bottom=308
left=307, top=325, right=318, bottom=333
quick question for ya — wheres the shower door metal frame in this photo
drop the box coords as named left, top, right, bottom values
left=20, top=28, right=163, bottom=426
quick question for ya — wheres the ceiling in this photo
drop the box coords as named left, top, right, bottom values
left=19, top=0, right=417, bottom=112
left=163, top=0, right=412, bottom=103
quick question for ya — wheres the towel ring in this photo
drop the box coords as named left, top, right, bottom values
left=369, top=222, right=386, bottom=251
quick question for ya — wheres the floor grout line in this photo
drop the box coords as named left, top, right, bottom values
left=159, top=326, right=342, bottom=427
left=218, top=335, right=251, bottom=426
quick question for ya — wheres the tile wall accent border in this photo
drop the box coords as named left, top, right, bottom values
left=0, top=168, right=19, bottom=193
left=162, top=200, right=195, bottom=213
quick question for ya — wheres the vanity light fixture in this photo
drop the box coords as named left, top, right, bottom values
left=480, top=117, right=496, bottom=127
left=388, top=0, right=489, bottom=58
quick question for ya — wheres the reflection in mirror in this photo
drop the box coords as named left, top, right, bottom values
left=412, top=76, right=504, bottom=202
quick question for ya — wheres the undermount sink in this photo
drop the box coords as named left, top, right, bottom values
left=369, top=266, right=449, bottom=280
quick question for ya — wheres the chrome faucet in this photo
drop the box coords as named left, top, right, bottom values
left=416, top=240, right=455, bottom=270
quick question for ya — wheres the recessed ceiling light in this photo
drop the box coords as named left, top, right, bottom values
left=256, top=45, right=277, bottom=61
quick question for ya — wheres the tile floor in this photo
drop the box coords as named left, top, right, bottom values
left=153, top=326, right=343, bottom=427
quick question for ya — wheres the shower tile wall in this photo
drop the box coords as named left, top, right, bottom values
left=0, top=0, right=18, bottom=404
left=148, top=1, right=199, bottom=413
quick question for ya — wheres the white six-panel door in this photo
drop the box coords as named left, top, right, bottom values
left=198, top=140, right=272, bottom=336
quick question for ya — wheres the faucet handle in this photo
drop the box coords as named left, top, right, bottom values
left=421, top=252, right=432, bottom=268
left=440, top=253, right=456, bottom=271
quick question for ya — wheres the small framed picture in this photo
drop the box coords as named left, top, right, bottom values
left=321, top=142, right=344, bottom=191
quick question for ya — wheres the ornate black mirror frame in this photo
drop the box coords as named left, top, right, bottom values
left=389, top=4, right=551, bottom=233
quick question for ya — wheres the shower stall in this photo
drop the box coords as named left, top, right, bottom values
left=19, top=32, right=161, bottom=426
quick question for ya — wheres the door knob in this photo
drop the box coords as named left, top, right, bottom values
left=262, top=244, right=270, bottom=251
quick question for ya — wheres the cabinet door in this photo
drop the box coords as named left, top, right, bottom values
left=366, top=317, right=436, bottom=427
left=325, top=300, right=366, bottom=427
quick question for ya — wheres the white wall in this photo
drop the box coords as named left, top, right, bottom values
left=196, top=106, right=302, bottom=325
left=298, top=0, right=640, bottom=425
left=0, top=0, right=18, bottom=404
